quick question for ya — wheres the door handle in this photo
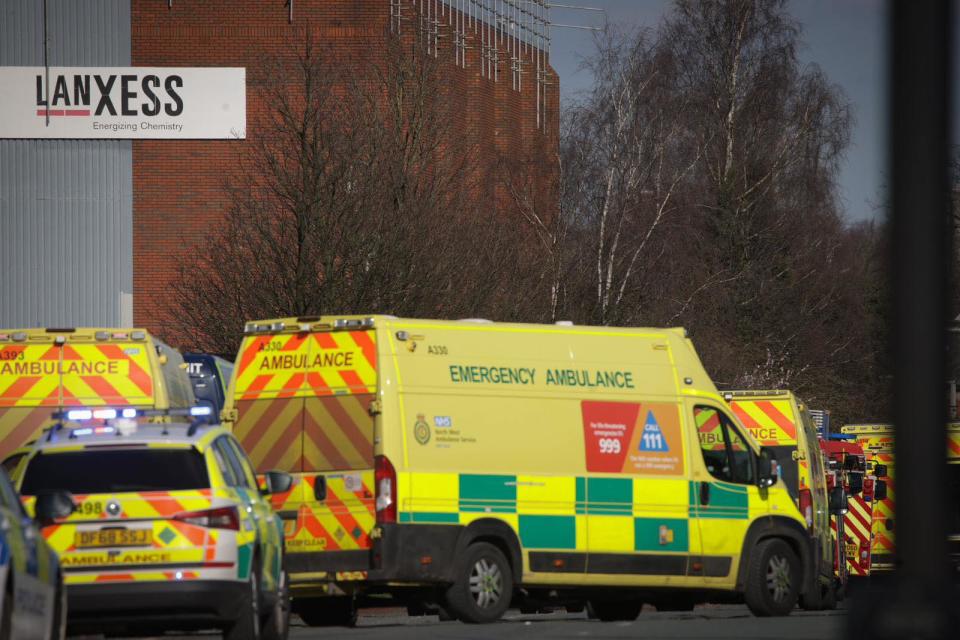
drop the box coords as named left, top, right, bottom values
left=314, top=476, right=327, bottom=501
left=699, top=482, right=710, bottom=506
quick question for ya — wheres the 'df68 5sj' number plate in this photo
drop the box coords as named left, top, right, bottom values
left=75, top=528, right=153, bottom=548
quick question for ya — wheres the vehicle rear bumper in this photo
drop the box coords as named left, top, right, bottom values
left=67, top=579, right=246, bottom=632
left=286, top=524, right=462, bottom=589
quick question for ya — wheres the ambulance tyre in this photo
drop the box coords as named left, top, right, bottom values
left=586, top=600, right=642, bottom=622
left=223, top=571, right=261, bottom=640
left=744, top=539, right=801, bottom=617
left=444, top=542, right=513, bottom=623
left=294, top=597, right=358, bottom=627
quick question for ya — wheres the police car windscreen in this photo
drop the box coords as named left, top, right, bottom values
left=20, top=449, right=209, bottom=495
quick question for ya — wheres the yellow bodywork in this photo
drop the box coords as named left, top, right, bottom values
left=223, top=316, right=808, bottom=596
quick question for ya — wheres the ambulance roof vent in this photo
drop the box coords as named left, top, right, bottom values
left=555, top=320, right=574, bottom=326
left=458, top=318, right=493, bottom=323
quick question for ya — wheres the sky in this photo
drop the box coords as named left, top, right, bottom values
left=547, top=0, right=952, bottom=224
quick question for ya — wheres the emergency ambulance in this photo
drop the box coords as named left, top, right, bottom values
left=723, top=391, right=834, bottom=607
left=840, top=423, right=959, bottom=573
left=0, top=328, right=195, bottom=465
left=223, top=315, right=825, bottom=624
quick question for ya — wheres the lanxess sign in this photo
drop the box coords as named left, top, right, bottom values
left=0, top=67, right=246, bottom=139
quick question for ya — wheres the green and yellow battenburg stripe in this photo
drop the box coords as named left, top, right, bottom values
left=398, top=473, right=748, bottom=556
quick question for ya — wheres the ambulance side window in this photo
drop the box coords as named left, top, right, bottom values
left=695, top=406, right=754, bottom=485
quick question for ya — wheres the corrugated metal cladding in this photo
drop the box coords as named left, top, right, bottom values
left=0, top=0, right=132, bottom=329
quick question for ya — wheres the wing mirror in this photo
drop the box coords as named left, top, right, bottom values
left=848, top=473, right=864, bottom=496
left=874, top=479, right=888, bottom=501
left=829, top=486, right=847, bottom=515
left=34, top=491, right=76, bottom=526
left=261, top=470, right=293, bottom=496
left=757, top=447, right=779, bottom=489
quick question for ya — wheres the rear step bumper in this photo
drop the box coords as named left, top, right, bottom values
left=67, top=579, right=247, bottom=632
left=287, top=524, right=463, bottom=586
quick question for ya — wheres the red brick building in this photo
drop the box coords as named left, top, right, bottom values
left=130, top=0, right=559, bottom=334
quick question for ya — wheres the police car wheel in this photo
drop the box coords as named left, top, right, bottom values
left=0, top=579, right=11, bottom=640
left=444, top=542, right=513, bottom=624
left=224, top=571, right=261, bottom=640
left=51, top=578, right=67, bottom=640
left=744, top=539, right=800, bottom=617
left=260, top=568, right=290, bottom=640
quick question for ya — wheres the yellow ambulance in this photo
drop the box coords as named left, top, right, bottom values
left=223, top=316, right=824, bottom=624
left=0, top=328, right=195, bottom=466
left=723, top=391, right=833, bottom=607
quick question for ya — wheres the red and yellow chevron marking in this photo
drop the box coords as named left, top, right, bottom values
left=68, top=570, right=202, bottom=585
left=842, top=495, right=875, bottom=576
left=0, top=342, right=153, bottom=407
left=694, top=407, right=725, bottom=451
left=233, top=331, right=376, bottom=402
left=303, top=394, right=374, bottom=472
left=729, top=400, right=798, bottom=446
left=234, top=397, right=305, bottom=473
left=285, top=472, right=375, bottom=556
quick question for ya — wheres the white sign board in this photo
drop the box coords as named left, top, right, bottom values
left=0, top=67, right=246, bottom=139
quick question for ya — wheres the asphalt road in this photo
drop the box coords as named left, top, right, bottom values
left=71, top=605, right=845, bottom=640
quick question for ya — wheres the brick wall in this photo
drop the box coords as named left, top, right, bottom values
left=131, top=0, right=559, bottom=340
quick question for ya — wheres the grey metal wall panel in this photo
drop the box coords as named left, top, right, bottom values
left=0, top=0, right=132, bottom=329
left=1, top=0, right=131, bottom=65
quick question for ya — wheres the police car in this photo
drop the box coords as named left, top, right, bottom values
left=0, top=461, right=70, bottom=639
left=15, top=410, right=292, bottom=639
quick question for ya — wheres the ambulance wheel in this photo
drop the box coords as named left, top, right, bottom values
left=744, top=539, right=800, bottom=616
left=260, top=568, right=290, bottom=640
left=223, top=571, right=260, bottom=640
left=294, top=597, right=357, bottom=627
left=444, top=542, right=513, bottom=623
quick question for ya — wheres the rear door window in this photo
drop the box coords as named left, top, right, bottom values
left=21, top=449, right=209, bottom=495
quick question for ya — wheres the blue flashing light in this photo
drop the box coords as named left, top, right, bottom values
left=190, top=406, right=212, bottom=417
left=829, top=434, right=856, bottom=441
left=121, top=408, right=138, bottom=418
left=67, top=409, right=93, bottom=421
left=72, top=428, right=93, bottom=436
left=92, top=409, right=117, bottom=420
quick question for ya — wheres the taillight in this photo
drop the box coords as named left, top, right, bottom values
left=798, top=488, right=813, bottom=530
left=375, top=455, right=397, bottom=524
left=174, top=506, right=239, bottom=530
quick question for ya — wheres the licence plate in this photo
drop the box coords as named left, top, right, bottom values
left=75, top=528, right=153, bottom=548
left=845, top=542, right=858, bottom=559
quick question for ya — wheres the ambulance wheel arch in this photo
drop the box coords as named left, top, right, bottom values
left=451, top=519, right=523, bottom=585
left=735, top=516, right=814, bottom=602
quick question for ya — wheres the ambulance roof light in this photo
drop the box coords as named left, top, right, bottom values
left=92, top=409, right=117, bottom=420
left=270, top=322, right=286, bottom=332
left=95, top=331, right=110, bottom=341
left=334, top=318, right=374, bottom=329
left=190, top=406, right=212, bottom=417
left=0, top=334, right=8, bottom=342
left=121, top=408, right=138, bottom=418
left=555, top=321, right=574, bottom=326
left=458, top=318, right=493, bottom=323
left=11, top=332, right=26, bottom=342
left=112, top=332, right=129, bottom=340
left=67, top=409, right=93, bottom=421
left=131, top=331, right=146, bottom=341
left=53, top=335, right=66, bottom=345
